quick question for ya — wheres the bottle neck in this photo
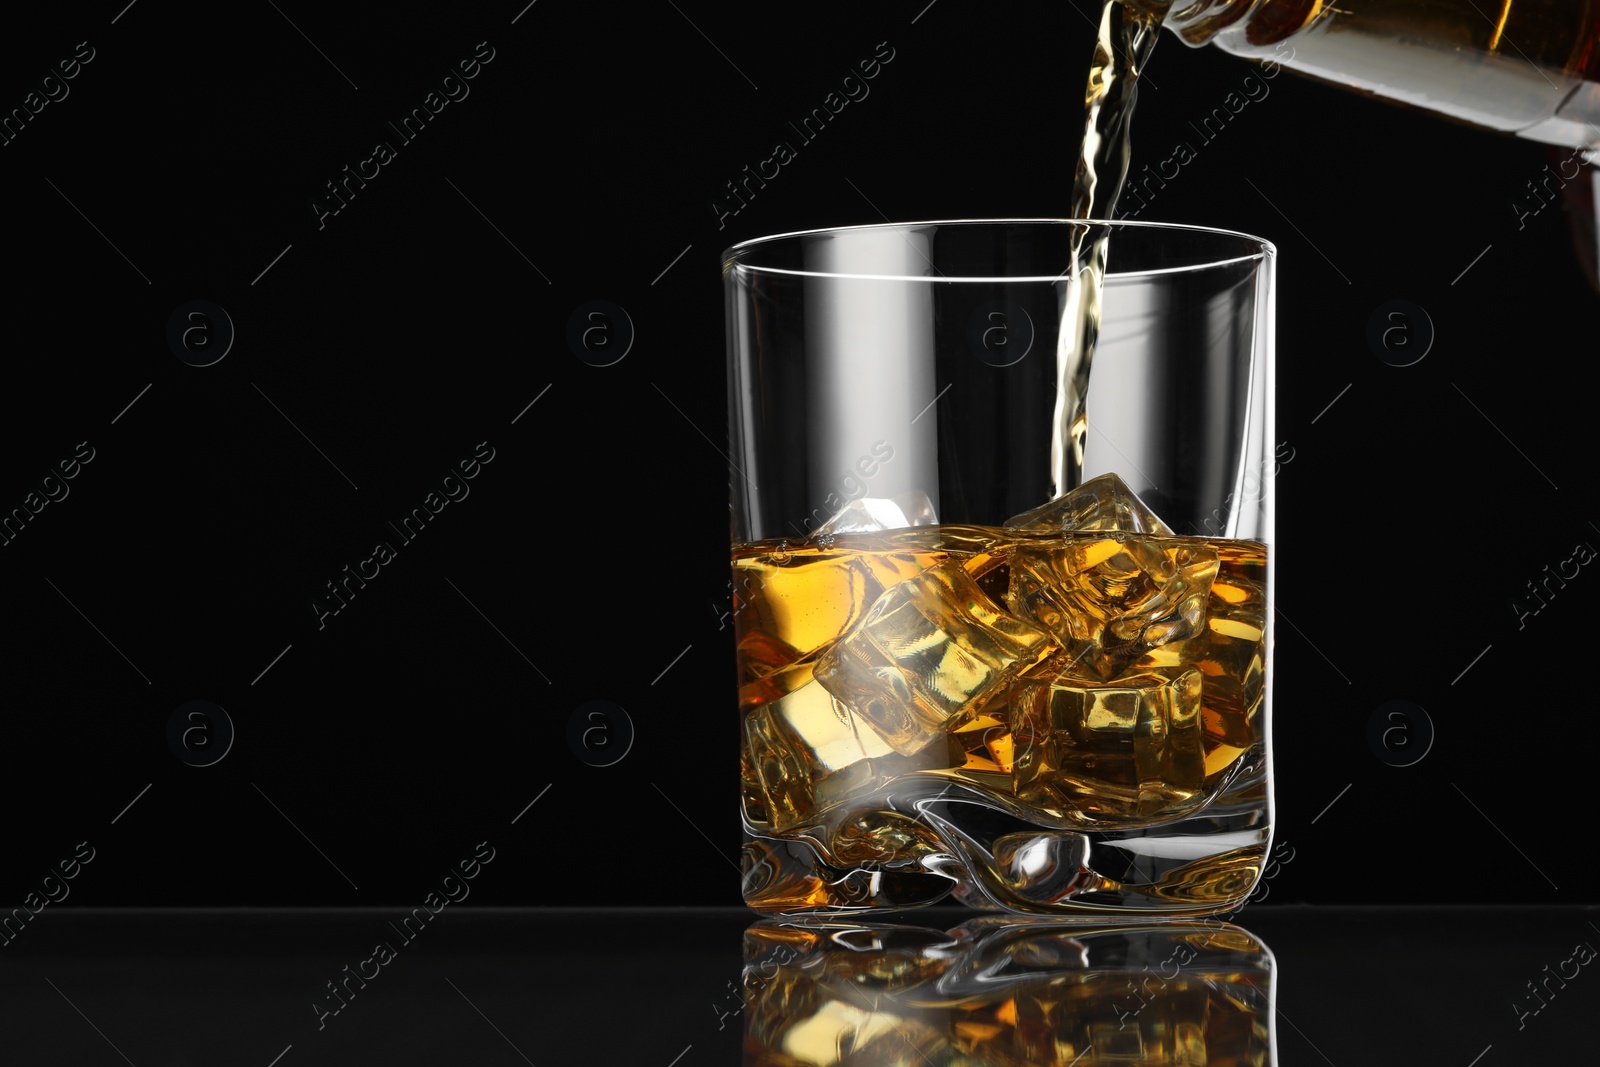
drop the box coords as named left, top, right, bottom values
left=1158, top=0, right=1600, bottom=150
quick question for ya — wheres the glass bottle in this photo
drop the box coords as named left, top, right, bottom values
left=1154, top=0, right=1599, bottom=153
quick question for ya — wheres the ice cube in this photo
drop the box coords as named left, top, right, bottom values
left=941, top=709, right=1017, bottom=793
left=738, top=657, right=816, bottom=714
left=731, top=537, right=948, bottom=681
left=732, top=550, right=876, bottom=675
left=1194, top=574, right=1266, bottom=750
left=1133, top=572, right=1266, bottom=759
left=1004, top=472, right=1172, bottom=536
left=1010, top=537, right=1219, bottom=681
left=1012, top=660, right=1208, bottom=822
left=816, top=561, right=1058, bottom=756
left=743, top=680, right=899, bottom=834
left=812, top=490, right=939, bottom=538
left=949, top=711, right=1015, bottom=772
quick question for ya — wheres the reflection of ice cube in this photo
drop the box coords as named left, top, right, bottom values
left=1005, top=472, right=1172, bottom=536
left=743, top=681, right=898, bottom=834
left=778, top=1000, right=921, bottom=1061
left=813, top=490, right=938, bottom=538
left=1012, top=662, right=1207, bottom=822
left=1010, top=538, right=1218, bottom=681
left=816, top=561, right=1057, bottom=756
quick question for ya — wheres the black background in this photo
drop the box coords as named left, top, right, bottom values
left=1, top=0, right=1592, bottom=910
left=3, top=908, right=1596, bottom=1061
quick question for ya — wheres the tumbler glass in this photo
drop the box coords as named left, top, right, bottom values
left=724, top=219, right=1275, bottom=916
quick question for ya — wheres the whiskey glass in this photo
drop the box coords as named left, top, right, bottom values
left=725, top=219, right=1275, bottom=916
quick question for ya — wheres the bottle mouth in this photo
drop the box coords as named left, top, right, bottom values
left=1159, top=0, right=1322, bottom=47
left=1158, top=0, right=1252, bottom=46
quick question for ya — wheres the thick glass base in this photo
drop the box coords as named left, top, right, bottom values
left=742, top=745, right=1268, bottom=916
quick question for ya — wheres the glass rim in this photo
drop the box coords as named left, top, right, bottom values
left=722, top=217, right=1276, bottom=282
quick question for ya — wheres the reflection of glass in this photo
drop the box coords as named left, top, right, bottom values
left=725, top=221, right=1275, bottom=916
left=742, top=918, right=1276, bottom=1065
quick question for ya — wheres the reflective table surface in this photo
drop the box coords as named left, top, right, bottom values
left=2, top=906, right=1592, bottom=1062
